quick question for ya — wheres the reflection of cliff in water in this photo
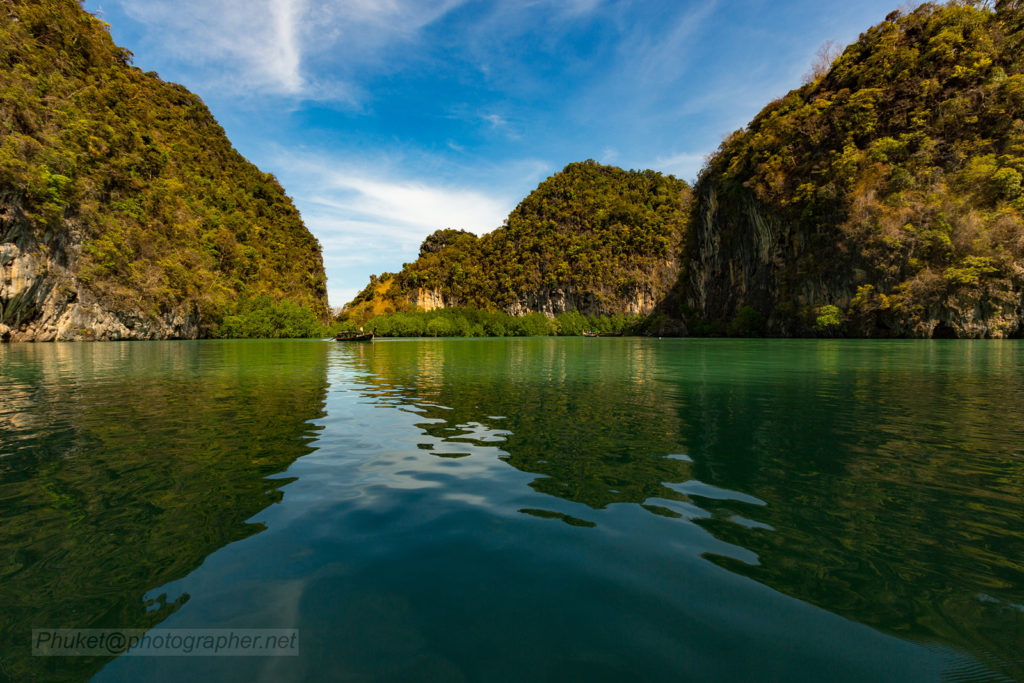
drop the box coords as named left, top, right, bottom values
left=0, top=341, right=328, bottom=682
left=350, top=339, right=1024, bottom=681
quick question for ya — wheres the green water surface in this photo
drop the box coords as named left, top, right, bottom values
left=1, top=338, right=1022, bottom=681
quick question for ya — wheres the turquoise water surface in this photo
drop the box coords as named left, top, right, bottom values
left=1, top=338, right=1022, bottom=681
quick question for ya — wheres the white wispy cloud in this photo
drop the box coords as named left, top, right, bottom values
left=619, top=0, right=722, bottom=89
left=269, top=151, right=548, bottom=306
left=481, top=113, right=508, bottom=129
left=111, top=0, right=305, bottom=95
left=309, top=172, right=514, bottom=240
left=110, top=0, right=467, bottom=99
left=477, top=111, right=524, bottom=140
left=267, top=0, right=305, bottom=94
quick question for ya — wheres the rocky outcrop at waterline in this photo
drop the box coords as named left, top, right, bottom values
left=408, top=283, right=666, bottom=319
left=0, top=222, right=199, bottom=342
left=501, top=284, right=664, bottom=318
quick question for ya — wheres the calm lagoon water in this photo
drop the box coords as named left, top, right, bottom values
left=1, top=338, right=1022, bottom=681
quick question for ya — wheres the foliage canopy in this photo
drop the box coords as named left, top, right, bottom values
left=690, top=1, right=1024, bottom=337
left=345, top=160, right=690, bottom=322
left=1, top=0, right=328, bottom=335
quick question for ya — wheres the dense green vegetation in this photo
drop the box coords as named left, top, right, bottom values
left=1, top=0, right=328, bottom=334
left=345, top=161, right=690, bottom=321
left=348, top=3, right=1024, bottom=338
left=361, top=306, right=643, bottom=337
left=10, top=1, right=1024, bottom=339
left=212, top=295, right=336, bottom=339
left=686, top=1, right=1024, bottom=337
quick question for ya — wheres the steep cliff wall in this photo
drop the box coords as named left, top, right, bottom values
left=687, top=179, right=1024, bottom=338
left=1, top=0, right=327, bottom=341
left=406, top=278, right=669, bottom=318
left=499, top=276, right=673, bottom=318
left=0, top=200, right=199, bottom=341
left=410, top=287, right=448, bottom=312
left=682, top=4, right=1024, bottom=338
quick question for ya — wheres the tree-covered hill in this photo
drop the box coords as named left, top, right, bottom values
left=345, top=160, right=691, bottom=323
left=0, top=0, right=328, bottom=340
left=683, top=1, right=1024, bottom=337
left=349, top=3, right=1024, bottom=339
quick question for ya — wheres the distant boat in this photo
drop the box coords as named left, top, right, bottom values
left=582, top=330, right=622, bottom=337
left=335, top=331, right=374, bottom=342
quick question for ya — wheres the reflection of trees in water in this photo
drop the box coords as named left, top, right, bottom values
left=355, top=339, right=1024, bottom=680
left=0, top=341, right=328, bottom=682
left=672, top=342, right=1024, bottom=681
left=356, top=339, right=695, bottom=512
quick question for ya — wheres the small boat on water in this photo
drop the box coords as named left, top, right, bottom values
left=335, top=331, right=374, bottom=342
left=582, top=330, right=622, bottom=337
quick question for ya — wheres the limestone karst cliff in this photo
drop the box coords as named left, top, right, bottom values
left=680, top=2, right=1024, bottom=338
left=344, top=161, right=691, bottom=323
left=1, top=0, right=328, bottom=341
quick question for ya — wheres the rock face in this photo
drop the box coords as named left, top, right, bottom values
left=407, top=281, right=666, bottom=319
left=502, top=285, right=665, bottom=318
left=410, top=288, right=447, bottom=312
left=685, top=188, right=782, bottom=327
left=1, top=205, right=198, bottom=342
left=686, top=184, right=1024, bottom=338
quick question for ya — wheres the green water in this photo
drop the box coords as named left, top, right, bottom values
left=1, top=338, right=1022, bottom=681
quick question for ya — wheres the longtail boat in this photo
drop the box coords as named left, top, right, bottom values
left=335, top=331, right=374, bottom=342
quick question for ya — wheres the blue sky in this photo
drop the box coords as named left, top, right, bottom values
left=82, top=0, right=901, bottom=308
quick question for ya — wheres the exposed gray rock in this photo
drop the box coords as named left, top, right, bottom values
left=646, top=316, right=687, bottom=337
left=503, top=286, right=661, bottom=318
left=409, top=284, right=665, bottom=319
left=409, top=287, right=448, bottom=312
left=1, top=203, right=199, bottom=342
left=685, top=183, right=1024, bottom=338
